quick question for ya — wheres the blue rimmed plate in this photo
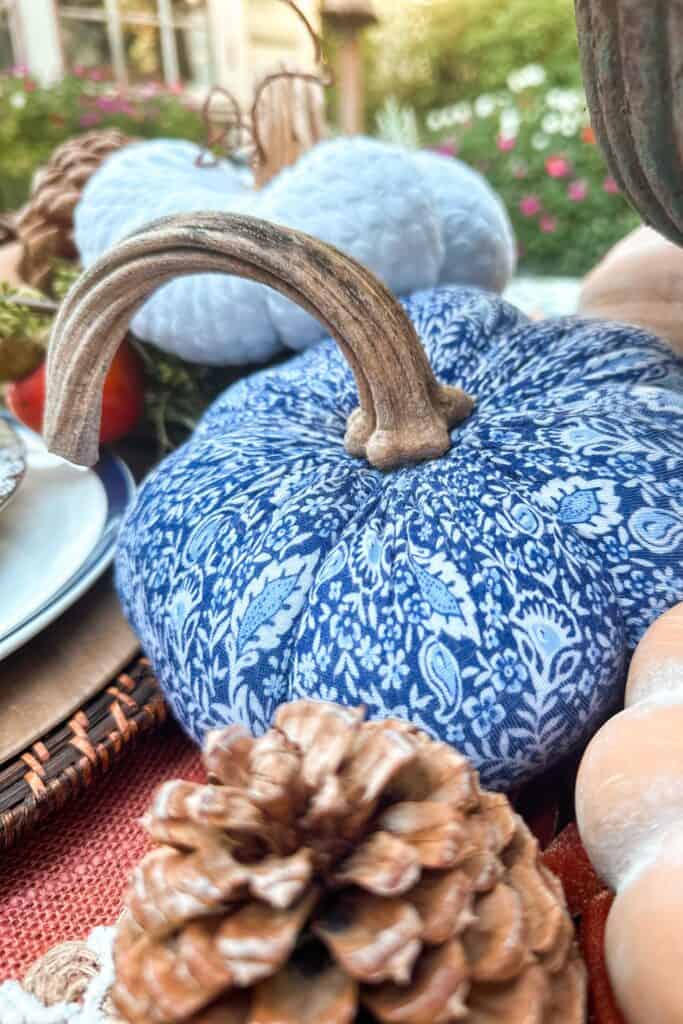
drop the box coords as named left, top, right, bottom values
left=0, top=415, right=135, bottom=661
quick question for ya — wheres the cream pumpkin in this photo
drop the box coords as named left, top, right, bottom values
left=576, top=603, right=683, bottom=1024
left=579, top=226, right=683, bottom=359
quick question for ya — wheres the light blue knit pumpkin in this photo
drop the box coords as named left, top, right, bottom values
left=74, top=137, right=515, bottom=364
left=115, top=285, right=683, bottom=789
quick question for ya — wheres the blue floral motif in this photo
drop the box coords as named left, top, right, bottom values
left=463, top=687, right=506, bottom=739
left=115, top=286, right=683, bottom=789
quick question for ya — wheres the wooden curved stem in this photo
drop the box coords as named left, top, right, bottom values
left=44, top=213, right=473, bottom=469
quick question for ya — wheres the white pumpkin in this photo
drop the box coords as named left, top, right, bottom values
left=74, top=136, right=516, bottom=365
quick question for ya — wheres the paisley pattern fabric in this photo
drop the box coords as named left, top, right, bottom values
left=116, top=287, right=683, bottom=788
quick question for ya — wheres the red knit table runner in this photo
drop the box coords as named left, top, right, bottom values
left=0, top=721, right=202, bottom=978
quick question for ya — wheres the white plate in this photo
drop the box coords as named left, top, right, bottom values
left=0, top=419, right=135, bottom=661
left=0, top=418, right=26, bottom=513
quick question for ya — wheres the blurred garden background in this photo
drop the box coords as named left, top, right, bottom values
left=0, top=0, right=639, bottom=278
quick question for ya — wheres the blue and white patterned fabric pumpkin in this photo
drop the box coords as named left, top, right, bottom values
left=74, top=137, right=515, bottom=364
left=114, top=285, right=683, bottom=790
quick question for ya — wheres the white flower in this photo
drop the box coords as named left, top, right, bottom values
left=474, top=94, right=496, bottom=118
left=507, top=70, right=524, bottom=93
left=425, top=101, right=472, bottom=133
left=523, top=64, right=546, bottom=86
left=560, top=113, right=580, bottom=136
left=451, top=100, right=473, bottom=124
left=507, top=64, right=546, bottom=92
left=541, top=112, right=561, bottom=134
left=531, top=132, right=550, bottom=151
left=500, top=107, right=520, bottom=138
left=10, top=91, right=26, bottom=108
left=426, top=109, right=446, bottom=132
left=537, top=476, right=622, bottom=539
left=546, top=88, right=583, bottom=112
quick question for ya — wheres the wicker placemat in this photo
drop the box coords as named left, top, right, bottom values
left=0, top=657, right=166, bottom=850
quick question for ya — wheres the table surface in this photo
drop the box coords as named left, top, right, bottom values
left=0, top=718, right=203, bottom=980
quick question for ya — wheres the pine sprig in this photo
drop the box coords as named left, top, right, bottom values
left=0, top=282, right=52, bottom=381
left=130, top=339, right=241, bottom=453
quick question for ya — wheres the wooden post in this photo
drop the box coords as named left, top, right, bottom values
left=337, top=29, right=363, bottom=134
left=323, top=0, right=378, bottom=136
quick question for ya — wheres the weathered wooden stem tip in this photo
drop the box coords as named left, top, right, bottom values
left=44, top=213, right=473, bottom=470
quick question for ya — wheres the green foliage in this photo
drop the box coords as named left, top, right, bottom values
left=131, top=340, right=240, bottom=454
left=421, top=76, right=639, bottom=277
left=0, top=283, right=53, bottom=381
left=0, top=282, right=51, bottom=343
left=364, top=0, right=581, bottom=126
left=0, top=70, right=204, bottom=212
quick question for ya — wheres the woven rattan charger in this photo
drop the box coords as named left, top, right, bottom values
left=0, top=657, right=164, bottom=851
left=0, top=437, right=167, bottom=851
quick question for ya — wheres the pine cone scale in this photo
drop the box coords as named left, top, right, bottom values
left=407, top=868, right=474, bottom=945
left=337, top=723, right=419, bottom=819
left=274, top=700, right=364, bottom=789
left=331, top=831, right=421, bottom=897
left=251, top=960, right=357, bottom=1024
left=215, top=887, right=320, bottom=986
left=377, top=801, right=470, bottom=869
left=467, top=964, right=549, bottom=1024
left=362, top=939, right=470, bottom=1024
left=507, top=861, right=566, bottom=955
left=463, top=882, right=529, bottom=983
left=314, top=891, right=422, bottom=984
left=204, top=725, right=254, bottom=787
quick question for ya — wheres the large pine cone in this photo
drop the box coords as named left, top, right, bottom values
left=16, top=129, right=131, bottom=286
left=113, top=701, right=585, bottom=1023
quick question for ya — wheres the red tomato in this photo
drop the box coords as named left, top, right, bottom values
left=6, top=339, right=145, bottom=444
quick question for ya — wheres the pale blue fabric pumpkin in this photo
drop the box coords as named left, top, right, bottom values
left=74, top=137, right=516, bottom=364
left=114, top=284, right=683, bottom=790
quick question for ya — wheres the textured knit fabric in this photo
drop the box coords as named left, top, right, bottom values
left=0, top=723, right=202, bottom=980
left=74, top=137, right=515, bottom=364
left=115, top=286, right=683, bottom=789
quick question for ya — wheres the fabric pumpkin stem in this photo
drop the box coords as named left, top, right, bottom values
left=44, top=213, right=473, bottom=470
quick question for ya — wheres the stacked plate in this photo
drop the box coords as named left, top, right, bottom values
left=0, top=413, right=135, bottom=660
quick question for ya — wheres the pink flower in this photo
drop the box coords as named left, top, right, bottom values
left=72, top=64, right=86, bottom=78
left=539, top=215, right=558, bottom=233
left=433, top=139, right=458, bottom=158
left=519, top=195, right=542, bottom=217
left=10, top=64, right=28, bottom=77
left=139, top=82, right=163, bottom=99
left=95, top=94, right=135, bottom=115
left=568, top=179, right=588, bottom=201
left=168, top=81, right=184, bottom=95
left=603, top=176, right=620, bottom=194
left=497, top=135, right=516, bottom=152
left=88, top=67, right=106, bottom=81
left=545, top=155, right=570, bottom=178
left=79, top=111, right=102, bottom=127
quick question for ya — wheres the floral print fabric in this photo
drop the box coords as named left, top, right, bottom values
left=116, top=286, right=683, bottom=788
